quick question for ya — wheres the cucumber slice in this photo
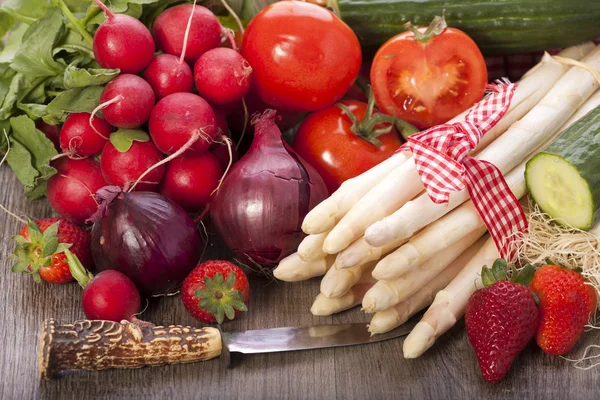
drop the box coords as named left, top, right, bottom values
left=525, top=105, right=600, bottom=230
left=526, top=153, right=594, bottom=229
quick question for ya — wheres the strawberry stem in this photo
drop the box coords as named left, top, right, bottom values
left=195, top=272, right=247, bottom=324
left=64, top=249, right=93, bottom=288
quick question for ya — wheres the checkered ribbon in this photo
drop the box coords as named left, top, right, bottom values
left=402, top=81, right=527, bottom=258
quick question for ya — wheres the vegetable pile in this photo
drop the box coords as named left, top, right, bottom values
left=2, top=0, right=600, bottom=383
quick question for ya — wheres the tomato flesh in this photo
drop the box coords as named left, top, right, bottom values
left=371, top=28, right=487, bottom=129
left=293, top=101, right=402, bottom=193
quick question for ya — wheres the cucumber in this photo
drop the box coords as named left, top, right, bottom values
left=332, top=0, right=600, bottom=56
left=525, top=106, right=600, bottom=230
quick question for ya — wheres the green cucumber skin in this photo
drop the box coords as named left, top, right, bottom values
left=336, top=0, right=600, bottom=55
left=528, top=106, right=600, bottom=229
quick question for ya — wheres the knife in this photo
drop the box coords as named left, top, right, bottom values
left=39, top=318, right=416, bottom=378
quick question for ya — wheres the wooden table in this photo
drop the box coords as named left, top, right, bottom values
left=0, top=166, right=598, bottom=400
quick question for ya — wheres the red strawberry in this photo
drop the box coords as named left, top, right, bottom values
left=529, top=264, right=597, bottom=355
left=11, top=218, right=92, bottom=284
left=465, top=260, right=538, bottom=383
left=181, top=260, right=250, bottom=324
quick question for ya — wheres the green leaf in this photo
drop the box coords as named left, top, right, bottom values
left=55, top=243, right=72, bottom=253
left=223, top=304, right=235, bottom=320
left=0, top=0, right=51, bottom=24
left=5, top=115, right=58, bottom=195
left=194, top=289, right=212, bottom=299
left=64, top=248, right=92, bottom=288
left=0, top=11, right=16, bottom=38
left=16, top=102, right=46, bottom=119
left=0, top=65, right=17, bottom=107
left=10, top=8, right=67, bottom=78
left=41, top=221, right=59, bottom=242
left=213, top=273, right=224, bottom=286
left=42, top=237, right=59, bottom=257
left=0, top=73, right=46, bottom=121
left=513, top=263, right=535, bottom=287
left=27, top=219, right=42, bottom=242
left=11, top=259, right=29, bottom=273
left=215, top=307, right=225, bottom=325
left=491, top=259, right=507, bottom=281
left=203, top=275, right=216, bottom=291
left=110, top=129, right=149, bottom=152
left=481, top=265, right=495, bottom=288
left=224, top=272, right=236, bottom=289
left=44, top=85, right=103, bottom=124
left=12, top=235, right=28, bottom=245
left=64, top=64, right=119, bottom=89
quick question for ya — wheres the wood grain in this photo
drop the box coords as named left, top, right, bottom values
left=0, top=165, right=598, bottom=400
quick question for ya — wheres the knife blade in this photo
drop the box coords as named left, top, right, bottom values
left=220, top=320, right=416, bottom=366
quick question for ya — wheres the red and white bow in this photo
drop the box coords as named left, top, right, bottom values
left=402, top=81, right=527, bottom=259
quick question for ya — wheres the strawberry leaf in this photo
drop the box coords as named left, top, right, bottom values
left=215, top=308, right=225, bottom=325
left=11, top=259, right=29, bottom=273
left=12, top=235, right=28, bottom=244
left=223, top=304, right=235, bottom=320
left=41, top=221, right=59, bottom=243
left=491, top=259, right=507, bottom=281
left=56, top=243, right=72, bottom=253
left=194, top=289, right=212, bottom=300
left=512, top=263, right=535, bottom=286
left=27, top=219, right=42, bottom=242
left=224, top=272, right=235, bottom=289
left=213, top=273, right=224, bottom=286
left=481, top=265, right=496, bottom=287
left=42, top=237, right=58, bottom=257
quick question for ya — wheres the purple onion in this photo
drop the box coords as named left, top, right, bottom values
left=89, top=186, right=202, bottom=294
left=211, top=110, right=328, bottom=269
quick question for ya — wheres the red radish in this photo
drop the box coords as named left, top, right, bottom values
left=35, top=120, right=60, bottom=151
left=143, top=54, right=194, bottom=99
left=101, top=131, right=165, bottom=191
left=159, top=153, right=222, bottom=212
left=194, top=48, right=252, bottom=105
left=98, top=74, right=155, bottom=128
left=65, top=249, right=141, bottom=322
left=148, top=92, right=217, bottom=155
left=60, top=112, right=111, bottom=157
left=92, top=0, right=155, bottom=74
left=47, top=158, right=107, bottom=224
left=152, top=4, right=221, bottom=63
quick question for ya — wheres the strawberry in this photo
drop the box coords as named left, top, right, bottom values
left=11, top=218, right=92, bottom=284
left=181, top=260, right=250, bottom=324
left=465, top=259, right=538, bottom=383
left=529, top=263, right=597, bottom=355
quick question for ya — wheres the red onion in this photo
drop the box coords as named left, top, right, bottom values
left=211, top=110, right=328, bottom=269
left=89, top=186, right=202, bottom=294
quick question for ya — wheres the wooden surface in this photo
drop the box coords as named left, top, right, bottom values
left=0, top=165, right=598, bottom=400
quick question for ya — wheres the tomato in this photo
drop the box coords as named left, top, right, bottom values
left=371, top=23, right=487, bottom=129
left=293, top=100, right=402, bottom=193
left=241, top=1, right=361, bottom=112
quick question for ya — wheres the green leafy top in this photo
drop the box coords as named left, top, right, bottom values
left=110, top=129, right=150, bottom=152
left=481, top=258, right=535, bottom=288
left=10, top=219, right=71, bottom=282
left=195, top=272, right=248, bottom=324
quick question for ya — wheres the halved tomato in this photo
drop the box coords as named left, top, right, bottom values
left=371, top=19, right=488, bottom=129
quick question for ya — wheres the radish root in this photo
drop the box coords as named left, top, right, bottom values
left=90, top=96, right=123, bottom=140
left=236, top=97, right=249, bottom=151
left=219, top=0, right=244, bottom=35
left=211, top=135, right=233, bottom=195
left=59, top=173, right=100, bottom=206
left=179, top=0, right=197, bottom=64
left=221, top=26, right=238, bottom=51
left=93, top=0, right=114, bottom=19
left=562, top=345, right=600, bottom=370
left=128, top=127, right=212, bottom=192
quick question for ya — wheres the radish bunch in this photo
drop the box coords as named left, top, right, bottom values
left=46, top=1, right=253, bottom=224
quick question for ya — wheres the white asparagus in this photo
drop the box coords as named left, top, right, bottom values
left=273, top=253, right=335, bottom=282
left=311, top=278, right=376, bottom=316
left=402, top=237, right=500, bottom=359
left=368, top=236, right=489, bottom=334
left=334, top=236, right=408, bottom=270
left=322, top=160, right=425, bottom=254
left=365, top=44, right=600, bottom=247
left=558, top=89, right=600, bottom=131
left=363, top=227, right=487, bottom=313
left=297, top=231, right=329, bottom=262
left=371, top=162, right=526, bottom=279
left=302, top=151, right=411, bottom=234
left=320, top=261, right=375, bottom=298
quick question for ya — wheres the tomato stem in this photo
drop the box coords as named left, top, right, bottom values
left=404, top=10, right=447, bottom=44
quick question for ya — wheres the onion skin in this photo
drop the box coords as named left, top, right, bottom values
left=90, top=187, right=202, bottom=295
left=211, top=110, right=328, bottom=269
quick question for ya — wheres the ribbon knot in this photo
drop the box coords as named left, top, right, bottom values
left=400, top=81, right=527, bottom=259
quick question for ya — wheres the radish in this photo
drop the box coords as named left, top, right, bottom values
left=60, top=112, right=112, bottom=157
left=193, top=47, right=252, bottom=105
left=148, top=92, right=217, bottom=155
left=47, top=158, right=107, bottom=224
left=160, top=152, right=222, bottom=212
left=92, top=0, right=155, bottom=74
left=152, top=4, right=221, bottom=63
left=101, top=130, right=165, bottom=191
left=98, top=74, right=155, bottom=128
left=65, top=249, right=141, bottom=322
left=35, top=120, right=60, bottom=151
left=143, top=54, right=194, bottom=100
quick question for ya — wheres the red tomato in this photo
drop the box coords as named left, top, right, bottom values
left=241, top=1, right=361, bottom=112
left=371, top=25, right=487, bottom=129
left=293, top=100, right=402, bottom=193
